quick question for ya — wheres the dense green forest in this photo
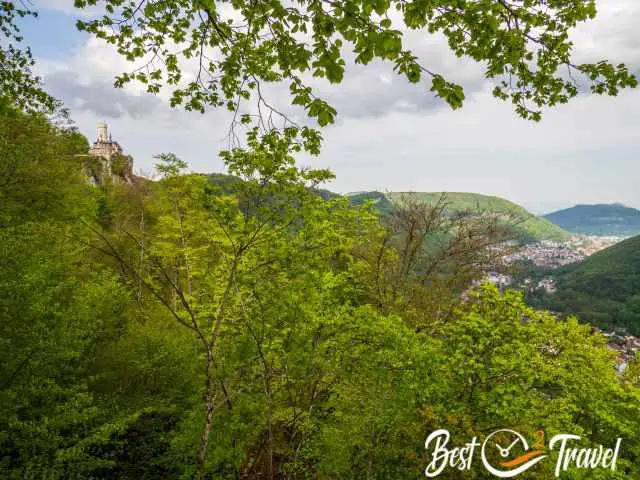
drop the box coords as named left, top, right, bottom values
left=2, top=0, right=640, bottom=478
left=2, top=100, right=640, bottom=478
left=531, top=235, right=640, bottom=335
left=544, top=204, right=640, bottom=236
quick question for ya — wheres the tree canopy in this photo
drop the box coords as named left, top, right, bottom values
left=73, top=0, right=637, bottom=150
left=0, top=2, right=57, bottom=112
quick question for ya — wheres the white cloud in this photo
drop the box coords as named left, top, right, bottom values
left=573, top=0, right=640, bottom=66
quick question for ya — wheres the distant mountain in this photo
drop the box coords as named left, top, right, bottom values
left=384, top=192, right=570, bottom=242
left=544, top=203, right=640, bottom=236
left=534, top=234, right=640, bottom=334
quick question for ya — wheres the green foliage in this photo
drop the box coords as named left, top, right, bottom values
left=430, top=285, right=640, bottom=479
left=0, top=2, right=57, bottom=112
left=73, top=0, right=636, bottom=157
left=206, top=172, right=243, bottom=194
left=0, top=108, right=121, bottom=478
left=110, top=153, right=132, bottom=177
left=154, top=152, right=188, bottom=178
left=0, top=106, right=89, bottom=225
left=84, top=154, right=104, bottom=182
left=0, top=106, right=194, bottom=479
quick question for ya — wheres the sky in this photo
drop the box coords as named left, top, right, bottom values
left=20, top=0, right=640, bottom=214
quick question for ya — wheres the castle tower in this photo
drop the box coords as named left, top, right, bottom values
left=97, top=122, right=109, bottom=143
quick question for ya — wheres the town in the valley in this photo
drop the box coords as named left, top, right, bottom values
left=486, top=236, right=622, bottom=293
left=484, top=235, right=639, bottom=372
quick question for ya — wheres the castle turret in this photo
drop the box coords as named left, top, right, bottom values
left=97, top=122, right=109, bottom=143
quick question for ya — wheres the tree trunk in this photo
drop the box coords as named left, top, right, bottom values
left=196, top=350, right=216, bottom=480
left=195, top=256, right=239, bottom=479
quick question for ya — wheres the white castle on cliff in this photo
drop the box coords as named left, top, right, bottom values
left=87, top=122, right=133, bottom=183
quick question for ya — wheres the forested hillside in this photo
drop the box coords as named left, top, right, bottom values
left=545, top=203, right=640, bottom=236
left=347, top=191, right=570, bottom=242
left=533, top=235, right=640, bottom=334
left=386, top=192, right=570, bottom=242
left=347, top=191, right=395, bottom=215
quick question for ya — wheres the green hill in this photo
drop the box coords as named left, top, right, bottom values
left=385, top=192, right=570, bottom=242
left=347, top=191, right=395, bottom=215
left=535, top=234, right=640, bottom=334
left=544, top=203, right=640, bottom=236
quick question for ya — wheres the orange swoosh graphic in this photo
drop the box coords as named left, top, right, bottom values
left=499, top=450, right=545, bottom=468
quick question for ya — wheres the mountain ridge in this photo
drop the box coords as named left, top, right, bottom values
left=544, top=203, right=640, bottom=236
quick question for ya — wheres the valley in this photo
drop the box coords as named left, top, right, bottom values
left=3, top=1, right=640, bottom=477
